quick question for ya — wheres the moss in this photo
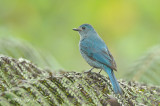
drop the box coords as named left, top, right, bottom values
left=0, top=55, right=159, bottom=106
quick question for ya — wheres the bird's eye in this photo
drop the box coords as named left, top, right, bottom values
left=82, top=27, right=85, bottom=30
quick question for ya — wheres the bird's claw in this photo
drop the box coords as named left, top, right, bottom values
left=84, top=67, right=94, bottom=73
left=99, top=69, right=102, bottom=74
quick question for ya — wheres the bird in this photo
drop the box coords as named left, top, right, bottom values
left=73, top=24, right=122, bottom=94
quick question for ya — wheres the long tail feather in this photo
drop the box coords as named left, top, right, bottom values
left=103, top=66, right=122, bottom=94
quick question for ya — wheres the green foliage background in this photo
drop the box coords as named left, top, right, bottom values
left=0, top=0, right=160, bottom=85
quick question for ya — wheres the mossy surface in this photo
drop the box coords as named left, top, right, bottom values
left=0, top=55, right=159, bottom=106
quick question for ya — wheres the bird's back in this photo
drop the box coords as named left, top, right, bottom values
left=79, top=34, right=117, bottom=71
left=79, top=35, right=107, bottom=69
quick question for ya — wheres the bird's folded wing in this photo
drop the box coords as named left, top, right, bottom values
left=81, top=44, right=117, bottom=71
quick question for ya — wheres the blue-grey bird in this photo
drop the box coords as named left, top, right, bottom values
left=73, top=24, right=122, bottom=94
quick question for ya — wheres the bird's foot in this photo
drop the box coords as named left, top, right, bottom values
left=99, top=69, right=102, bottom=74
left=84, top=67, right=94, bottom=73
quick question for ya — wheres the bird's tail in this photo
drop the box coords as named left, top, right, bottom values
left=103, top=66, right=122, bottom=95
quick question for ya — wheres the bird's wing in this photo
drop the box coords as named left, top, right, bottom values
left=80, top=40, right=117, bottom=71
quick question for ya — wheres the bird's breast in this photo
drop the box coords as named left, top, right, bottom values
left=79, top=46, right=103, bottom=69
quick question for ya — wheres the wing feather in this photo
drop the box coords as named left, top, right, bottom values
left=80, top=40, right=117, bottom=71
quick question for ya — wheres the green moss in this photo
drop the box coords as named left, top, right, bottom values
left=0, top=55, right=159, bottom=106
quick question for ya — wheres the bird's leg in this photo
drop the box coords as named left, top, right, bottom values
left=99, top=69, right=102, bottom=74
left=84, top=67, right=94, bottom=73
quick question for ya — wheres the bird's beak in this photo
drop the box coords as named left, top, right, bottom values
left=72, top=28, right=82, bottom=31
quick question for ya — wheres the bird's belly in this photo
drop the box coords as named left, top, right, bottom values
left=80, top=52, right=103, bottom=69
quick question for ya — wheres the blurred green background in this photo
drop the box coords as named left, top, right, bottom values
left=0, top=0, right=160, bottom=81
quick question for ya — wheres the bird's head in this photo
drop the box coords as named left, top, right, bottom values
left=73, top=24, right=95, bottom=38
